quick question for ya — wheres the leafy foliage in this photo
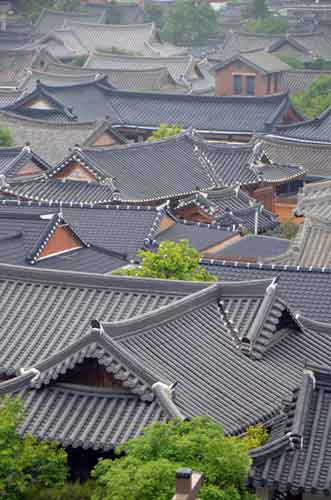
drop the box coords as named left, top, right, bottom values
left=14, top=0, right=53, bottom=19
left=71, top=54, right=89, bottom=67
left=250, top=0, right=268, bottom=18
left=0, top=127, right=14, bottom=147
left=96, top=46, right=143, bottom=56
left=24, top=480, right=96, bottom=500
left=113, top=240, right=217, bottom=281
left=92, top=417, right=254, bottom=500
left=147, top=123, right=182, bottom=141
left=162, top=0, right=218, bottom=45
left=292, top=75, right=331, bottom=118
left=144, top=3, right=165, bottom=28
left=246, top=15, right=289, bottom=34
left=0, top=396, right=68, bottom=500
left=266, top=220, right=299, bottom=240
left=278, top=54, right=305, bottom=69
left=242, top=424, right=269, bottom=450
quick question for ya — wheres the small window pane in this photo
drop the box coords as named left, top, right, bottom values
left=233, top=75, right=242, bottom=94
left=246, top=76, right=255, bottom=96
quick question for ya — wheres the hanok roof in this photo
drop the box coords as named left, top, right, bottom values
left=33, top=30, right=89, bottom=61
left=174, top=187, right=277, bottom=233
left=5, top=84, right=299, bottom=134
left=201, top=259, right=331, bottom=322
left=44, top=133, right=218, bottom=203
left=0, top=202, right=160, bottom=271
left=219, top=31, right=331, bottom=62
left=280, top=69, right=331, bottom=95
left=213, top=50, right=290, bottom=74
left=66, top=21, right=161, bottom=57
left=0, top=264, right=323, bottom=447
left=0, top=145, right=50, bottom=178
left=199, top=140, right=304, bottom=187
left=277, top=107, right=331, bottom=143
left=257, top=134, right=331, bottom=179
left=0, top=111, right=99, bottom=166
left=265, top=179, right=331, bottom=268
left=33, top=8, right=106, bottom=34
left=206, top=235, right=290, bottom=262
left=250, top=366, right=331, bottom=496
left=0, top=48, right=41, bottom=88
left=84, top=52, right=198, bottom=84
left=21, top=69, right=100, bottom=95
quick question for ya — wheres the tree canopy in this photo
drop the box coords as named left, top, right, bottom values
left=246, top=15, right=289, bottom=34
left=92, top=417, right=262, bottom=500
left=147, top=123, right=182, bottom=141
left=162, top=0, right=218, bottom=46
left=292, top=75, right=331, bottom=118
left=113, top=240, right=217, bottom=281
left=0, top=127, right=14, bottom=147
left=250, top=0, right=268, bottom=18
left=0, top=395, right=67, bottom=500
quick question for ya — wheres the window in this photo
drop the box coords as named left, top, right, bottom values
left=274, top=73, right=278, bottom=93
left=233, top=75, right=242, bottom=94
left=246, top=76, right=255, bottom=95
left=267, top=74, right=272, bottom=94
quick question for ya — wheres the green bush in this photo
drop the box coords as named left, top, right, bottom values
left=24, top=480, right=95, bottom=500
left=246, top=15, right=289, bottom=34
left=0, top=127, right=14, bottom=147
left=292, top=75, right=331, bottom=118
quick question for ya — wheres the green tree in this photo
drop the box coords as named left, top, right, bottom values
left=0, top=127, right=14, bottom=147
left=14, top=0, right=53, bottom=19
left=246, top=15, right=289, bottom=34
left=113, top=240, right=217, bottom=281
left=144, top=3, right=165, bottom=28
left=251, top=0, right=268, bottom=18
left=162, top=0, right=218, bottom=45
left=147, top=123, right=182, bottom=141
left=278, top=54, right=305, bottom=69
left=292, top=75, right=331, bottom=118
left=0, top=395, right=68, bottom=500
left=92, top=417, right=255, bottom=500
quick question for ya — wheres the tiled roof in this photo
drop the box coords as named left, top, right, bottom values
left=199, top=140, right=304, bottom=186
left=21, top=69, right=99, bottom=94
left=219, top=31, right=331, bottom=62
left=0, top=111, right=98, bottom=166
left=4, top=82, right=294, bottom=133
left=98, top=67, right=176, bottom=92
left=67, top=21, right=163, bottom=57
left=2, top=177, right=116, bottom=205
left=0, top=145, right=50, bottom=178
left=0, top=48, right=40, bottom=88
left=33, top=8, right=106, bottom=34
left=213, top=50, right=290, bottom=74
left=251, top=366, right=331, bottom=496
left=0, top=263, right=206, bottom=375
left=277, top=107, right=331, bottom=143
left=259, top=134, right=331, bottom=178
left=266, top=179, right=331, bottom=268
left=33, top=30, right=89, bottom=60
left=209, top=235, right=290, bottom=261
left=155, top=216, right=236, bottom=252
left=84, top=53, right=197, bottom=83
left=201, top=259, right=331, bottom=322
left=47, top=134, right=218, bottom=202
left=280, top=69, right=331, bottom=95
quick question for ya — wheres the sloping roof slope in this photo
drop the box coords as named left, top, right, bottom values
left=33, top=8, right=106, bottom=34
left=277, top=107, right=331, bottom=143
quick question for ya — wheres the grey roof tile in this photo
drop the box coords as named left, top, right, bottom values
left=210, top=235, right=290, bottom=260
left=277, top=107, right=331, bottom=142
left=33, top=8, right=106, bottom=35
left=0, top=111, right=98, bottom=166
left=251, top=366, right=331, bottom=496
left=4, top=82, right=295, bottom=133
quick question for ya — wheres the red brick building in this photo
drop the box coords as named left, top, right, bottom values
left=213, top=50, right=290, bottom=97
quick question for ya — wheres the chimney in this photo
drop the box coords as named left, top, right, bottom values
left=172, top=468, right=203, bottom=500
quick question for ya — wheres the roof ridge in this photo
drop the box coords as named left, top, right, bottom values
left=200, top=258, right=331, bottom=274
left=101, top=279, right=274, bottom=340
